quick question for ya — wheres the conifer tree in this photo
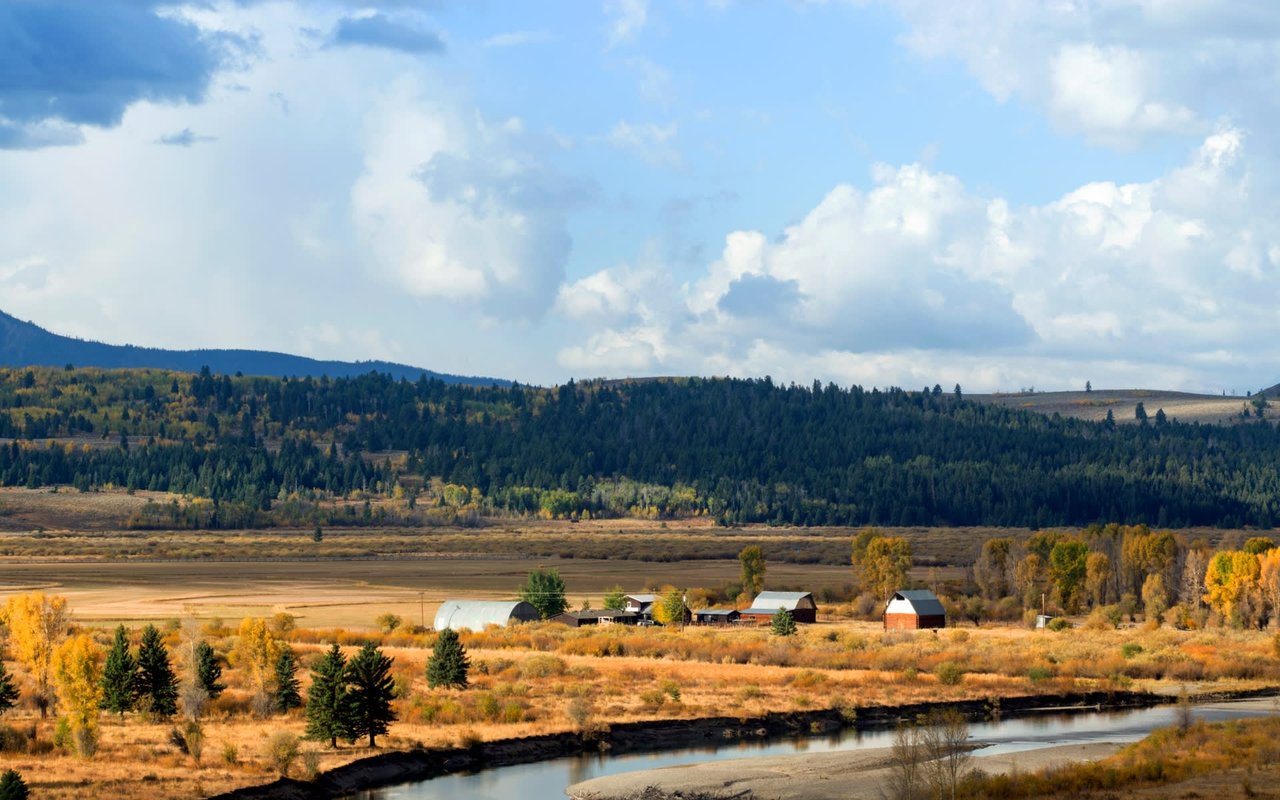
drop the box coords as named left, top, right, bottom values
left=195, top=641, right=224, bottom=699
left=345, top=642, right=397, bottom=748
left=305, top=643, right=350, bottom=747
left=100, top=625, right=136, bottom=718
left=0, top=661, right=18, bottom=716
left=0, top=769, right=28, bottom=800
left=770, top=608, right=797, bottom=637
left=426, top=629, right=470, bottom=689
left=135, top=624, right=178, bottom=718
left=274, top=646, right=302, bottom=714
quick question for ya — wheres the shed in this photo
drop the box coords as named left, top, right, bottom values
left=739, top=591, right=818, bottom=624
left=553, top=609, right=639, bottom=627
left=434, top=600, right=540, bottom=632
left=693, top=608, right=740, bottom=626
left=883, top=590, right=946, bottom=630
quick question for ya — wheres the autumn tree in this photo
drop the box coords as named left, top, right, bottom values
left=1048, top=539, right=1089, bottom=612
left=1244, top=537, right=1276, bottom=556
left=855, top=532, right=913, bottom=601
left=1181, top=548, right=1210, bottom=610
left=233, top=617, right=282, bottom=711
left=519, top=568, right=567, bottom=619
left=426, top=630, right=470, bottom=689
left=135, top=624, right=178, bottom=719
left=654, top=588, right=687, bottom=627
left=1085, top=551, right=1114, bottom=607
left=1142, top=573, right=1169, bottom=624
left=739, top=545, right=766, bottom=597
left=974, top=538, right=1013, bottom=600
left=1204, top=550, right=1261, bottom=626
left=345, top=642, right=396, bottom=748
left=305, top=643, right=351, bottom=747
left=100, top=625, right=136, bottom=719
left=2, top=592, right=69, bottom=717
left=1259, top=549, right=1280, bottom=628
left=53, top=633, right=104, bottom=757
left=1120, top=529, right=1178, bottom=597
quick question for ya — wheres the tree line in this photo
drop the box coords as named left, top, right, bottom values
left=5, top=367, right=1280, bottom=528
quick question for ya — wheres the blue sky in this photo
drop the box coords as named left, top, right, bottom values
left=2, top=1, right=1279, bottom=392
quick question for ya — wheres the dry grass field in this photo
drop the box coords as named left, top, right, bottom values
left=974, top=388, right=1266, bottom=425
left=2, top=620, right=1277, bottom=800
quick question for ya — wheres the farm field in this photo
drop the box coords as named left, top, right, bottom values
left=973, top=388, right=1267, bottom=425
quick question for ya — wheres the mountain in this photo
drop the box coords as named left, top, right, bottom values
left=0, top=309, right=507, bottom=385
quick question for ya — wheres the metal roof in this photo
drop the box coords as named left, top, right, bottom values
left=695, top=608, right=739, bottom=616
left=434, top=600, right=540, bottom=631
left=625, top=594, right=658, bottom=603
left=886, top=590, right=946, bottom=617
left=748, top=591, right=814, bottom=611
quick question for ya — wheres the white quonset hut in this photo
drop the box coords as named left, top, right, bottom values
left=433, top=600, right=540, bottom=632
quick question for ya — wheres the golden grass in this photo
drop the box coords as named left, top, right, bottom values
left=2, top=621, right=1277, bottom=800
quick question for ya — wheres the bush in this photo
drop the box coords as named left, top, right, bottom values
left=1027, top=666, right=1054, bottom=684
left=300, top=749, right=322, bottom=782
left=221, top=742, right=239, bottom=766
left=1048, top=617, right=1072, bottom=632
left=935, top=662, right=965, bottom=686
left=265, top=731, right=300, bottom=777
left=1121, top=643, right=1144, bottom=659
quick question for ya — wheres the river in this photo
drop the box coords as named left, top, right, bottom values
left=346, top=698, right=1277, bottom=800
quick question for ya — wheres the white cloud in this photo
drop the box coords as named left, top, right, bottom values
left=605, top=0, right=649, bottom=46
left=602, top=120, right=682, bottom=168
left=888, top=0, right=1280, bottom=146
left=558, top=127, right=1280, bottom=391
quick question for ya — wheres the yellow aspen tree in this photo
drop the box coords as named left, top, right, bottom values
left=233, top=618, right=282, bottom=697
left=1203, top=550, right=1261, bottom=624
left=1, top=592, right=69, bottom=717
left=53, top=633, right=104, bottom=757
left=1259, top=549, right=1280, bottom=628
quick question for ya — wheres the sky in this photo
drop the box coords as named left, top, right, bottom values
left=2, top=1, right=1280, bottom=392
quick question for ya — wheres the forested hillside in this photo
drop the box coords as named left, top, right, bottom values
left=0, top=309, right=504, bottom=385
left=2, top=366, right=1279, bottom=529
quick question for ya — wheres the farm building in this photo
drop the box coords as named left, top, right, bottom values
left=692, top=608, right=740, bottom=626
left=739, top=591, right=818, bottom=624
left=434, top=600, right=540, bottom=632
left=883, top=590, right=946, bottom=630
left=552, top=609, right=639, bottom=627
left=623, top=594, right=658, bottom=619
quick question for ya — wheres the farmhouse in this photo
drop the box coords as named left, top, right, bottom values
left=738, top=591, right=818, bottom=624
left=553, top=609, right=639, bottom=627
left=623, top=593, right=658, bottom=620
left=883, top=589, right=947, bottom=630
left=692, top=608, right=740, bottom=626
left=434, top=600, right=540, bottom=632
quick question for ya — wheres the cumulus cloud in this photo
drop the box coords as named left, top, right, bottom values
left=0, top=0, right=232, bottom=148
left=155, top=128, right=216, bottom=146
left=557, top=127, right=1280, bottom=391
left=327, top=11, right=446, bottom=55
left=887, top=0, right=1280, bottom=146
left=606, top=0, right=650, bottom=46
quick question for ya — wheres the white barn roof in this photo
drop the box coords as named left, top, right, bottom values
left=747, top=591, right=814, bottom=611
left=885, top=590, right=946, bottom=617
left=434, top=600, right=540, bottom=631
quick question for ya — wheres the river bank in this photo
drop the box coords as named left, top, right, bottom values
left=210, top=688, right=1278, bottom=800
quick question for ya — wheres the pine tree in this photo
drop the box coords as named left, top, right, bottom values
left=195, top=641, right=224, bottom=699
left=274, top=646, right=302, bottom=714
left=305, top=643, right=350, bottom=747
left=770, top=608, right=797, bottom=637
left=100, top=624, right=136, bottom=718
left=135, top=624, right=178, bottom=718
left=426, top=629, right=470, bottom=689
left=345, top=642, right=397, bottom=748
left=0, top=769, right=28, bottom=800
left=0, top=661, right=18, bottom=716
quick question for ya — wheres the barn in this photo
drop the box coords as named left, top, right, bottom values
left=883, top=590, right=947, bottom=630
left=692, top=608, right=740, bottom=626
left=434, top=600, right=540, bottom=632
left=738, top=591, right=818, bottom=624
left=552, top=609, right=639, bottom=627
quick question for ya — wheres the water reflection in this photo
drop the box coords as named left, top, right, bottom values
left=348, top=699, right=1276, bottom=800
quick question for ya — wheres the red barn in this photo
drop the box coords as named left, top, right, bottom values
left=883, top=590, right=946, bottom=630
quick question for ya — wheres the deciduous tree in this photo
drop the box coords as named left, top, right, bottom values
left=739, top=545, right=766, bottom=597
left=653, top=589, right=687, bottom=627
left=53, top=633, right=103, bottom=757
left=1204, top=550, right=1261, bottom=625
left=2, top=592, right=69, bottom=717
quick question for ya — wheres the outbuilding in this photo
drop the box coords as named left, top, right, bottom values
left=434, top=600, right=540, bottom=632
left=883, top=590, right=947, bottom=630
left=553, top=609, right=640, bottom=627
left=739, top=591, right=818, bottom=624
left=692, top=608, right=740, bottom=626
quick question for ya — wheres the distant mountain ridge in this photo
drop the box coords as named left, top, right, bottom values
left=0, top=309, right=508, bottom=385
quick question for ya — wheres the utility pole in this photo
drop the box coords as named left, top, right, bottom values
left=419, top=591, right=425, bottom=631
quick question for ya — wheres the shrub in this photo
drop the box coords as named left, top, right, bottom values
left=300, top=749, right=322, bottom=782
left=265, top=731, right=300, bottom=777
left=520, top=655, right=566, bottom=678
left=221, top=742, right=239, bottom=766
left=1121, top=643, right=1144, bottom=659
left=935, top=662, right=965, bottom=686
left=1048, top=618, right=1072, bottom=632
left=1027, top=666, right=1053, bottom=684
left=639, top=690, right=667, bottom=710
